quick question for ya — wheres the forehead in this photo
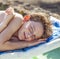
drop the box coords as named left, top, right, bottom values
left=24, top=20, right=43, bottom=28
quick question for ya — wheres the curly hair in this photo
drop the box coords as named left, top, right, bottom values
left=29, top=13, right=52, bottom=39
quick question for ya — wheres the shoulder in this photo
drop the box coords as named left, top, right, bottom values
left=0, top=11, right=5, bottom=14
left=14, top=12, right=23, bottom=19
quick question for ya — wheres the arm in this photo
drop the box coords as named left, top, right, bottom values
left=0, top=7, right=14, bottom=32
left=0, top=38, right=46, bottom=51
left=0, top=14, right=23, bottom=44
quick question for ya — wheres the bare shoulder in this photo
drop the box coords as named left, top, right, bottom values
left=14, top=12, right=23, bottom=19
left=0, top=11, right=5, bottom=14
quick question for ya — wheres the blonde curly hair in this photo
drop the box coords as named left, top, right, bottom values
left=29, top=13, right=52, bottom=39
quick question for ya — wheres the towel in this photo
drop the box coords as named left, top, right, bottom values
left=0, top=16, right=60, bottom=54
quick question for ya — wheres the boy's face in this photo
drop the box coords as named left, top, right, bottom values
left=18, top=21, right=44, bottom=41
